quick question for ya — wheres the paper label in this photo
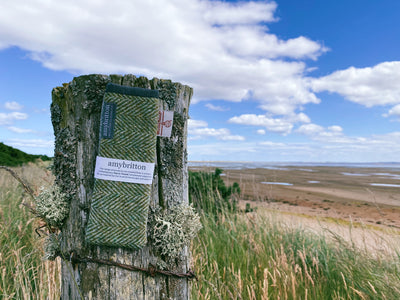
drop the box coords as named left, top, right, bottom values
left=157, top=111, right=174, bottom=137
left=94, top=156, right=154, bottom=184
left=100, top=102, right=117, bottom=139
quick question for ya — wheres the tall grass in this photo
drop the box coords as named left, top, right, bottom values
left=190, top=169, right=400, bottom=299
left=1, top=164, right=400, bottom=299
left=0, top=162, right=60, bottom=299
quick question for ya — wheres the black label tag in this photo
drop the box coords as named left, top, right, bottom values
left=100, top=102, right=116, bottom=139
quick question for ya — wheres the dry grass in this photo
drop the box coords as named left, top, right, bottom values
left=0, top=161, right=61, bottom=299
left=2, top=163, right=400, bottom=299
left=191, top=210, right=400, bottom=299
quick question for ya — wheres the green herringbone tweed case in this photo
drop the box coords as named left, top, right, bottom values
left=85, top=83, right=159, bottom=249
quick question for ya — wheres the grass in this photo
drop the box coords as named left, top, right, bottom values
left=190, top=170, right=400, bottom=300
left=1, top=164, right=400, bottom=299
left=0, top=162, right=60, bottom=299
left=191, top=211, right=400, bottom=299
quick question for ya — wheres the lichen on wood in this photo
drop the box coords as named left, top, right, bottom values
left=34, top=184, right=68, bottom=227
left=149, top=204, right=201, bottom=261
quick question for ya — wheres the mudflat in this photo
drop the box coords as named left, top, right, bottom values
left=191, top=165, right=400, bottom=229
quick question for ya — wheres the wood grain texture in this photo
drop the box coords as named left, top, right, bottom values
left=51, top=74, right=192, bottom=299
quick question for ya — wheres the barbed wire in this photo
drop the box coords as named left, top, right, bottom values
left=67, top=252, right=197, bottom=280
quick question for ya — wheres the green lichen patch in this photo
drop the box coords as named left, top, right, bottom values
left=34, top=185, right=69, bottom=227
left=43, top=233, right=61, bottom=261
left=158, top=80, right=177, bottom=110
left=149, top=204, right=202, bottom=260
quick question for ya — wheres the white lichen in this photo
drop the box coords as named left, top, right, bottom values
left=34, top=185, right=69, bottom=227
left=149, top=204, right=202, bottom=260
left=43, top=233, right=60, bottom=261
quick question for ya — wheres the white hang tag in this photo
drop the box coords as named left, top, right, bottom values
left=157, top=110, right=174, bottom=137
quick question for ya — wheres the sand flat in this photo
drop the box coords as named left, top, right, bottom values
left=191, top=165, right=400, bottom=229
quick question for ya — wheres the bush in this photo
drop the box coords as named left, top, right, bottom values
left=189, top=168, right=240, bottom=216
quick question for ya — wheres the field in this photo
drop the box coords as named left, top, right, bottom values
left=1, top=162, right=400, bottom=299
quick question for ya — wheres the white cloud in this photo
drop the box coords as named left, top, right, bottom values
left=287, top=112, right=311, bottom=123
left=296, top=123, right=346, bottom=142
left=205, top=103, right=229, bottom=111
left=256, top=129, right=266, bottom=135
left=296, top=123, right=395, bottom=148
left=221, top=27, right=328, bottom=60
left=0, top=0, right=326, bottom=117
left=296, top=123, right=324, bottom=135
left=7, top=126, right=35, bottom=134
left=204, top=1, right=278, bottom=25
left=5, top=101, right=23, bottom=110
left=387, top=104, right=400, bottom=117
left=188, top=119, right=245, bottom=141
left=0, top=111, right=28, bottom=125
left=188, top=119, right=208, bottom=129
left=311, top=61, right=400, bottom=107
left=328, top=125, right=343, bottom=133
left=190, top=127, right=245, bottom=141
left=229, top=114, right=292, bottom=134
left=259, top=141, right=285, bottom=147
left=6, top=138, right=53, bottom=148
left=187, top=131, right=400, bottom=162
left=228, top=112, right=310, bottom=135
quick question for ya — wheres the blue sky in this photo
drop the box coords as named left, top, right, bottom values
left=0, top=0, right=399, bottom=162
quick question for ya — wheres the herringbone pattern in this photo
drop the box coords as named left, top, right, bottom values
left=85, top=89, right=158, bottom=249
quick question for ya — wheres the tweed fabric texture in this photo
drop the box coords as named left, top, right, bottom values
left=85, top=83, right=159, bottom=249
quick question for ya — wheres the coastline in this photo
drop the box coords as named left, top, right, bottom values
left=189, top=164, right=400, bottom=230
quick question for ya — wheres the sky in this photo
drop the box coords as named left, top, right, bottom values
left=0, top=0, right=400, bottom=162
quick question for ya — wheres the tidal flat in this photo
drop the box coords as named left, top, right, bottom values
left=190, top=165, right=400, bottom=229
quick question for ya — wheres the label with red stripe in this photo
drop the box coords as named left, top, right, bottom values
left=157, top=111, right=174, bottom=137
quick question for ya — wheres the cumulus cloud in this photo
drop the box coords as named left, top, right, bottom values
left=256, top=129, right=266, bottom=135
left=5, top=101, right=23, bottom=110
left=228, top=112, right=310, bottom=135
left=6, top=138, right=53, bottom=148
left=190, top=127, right=245, bottom=141
left=311, top=61, right=400, bottom=107
left=0, top=0, right=326, bottom=117
left=205, top=103, right=229, bottom=111
left=386, top=104, right=400, bottom=118
left=203, top=1, right=277, bottom=25
left=7, top=126, right=36, bottom=134
left=0, top=111, right=28, bottom=125
left=296, top=123, right=347, bottom=142
left=259, top=141, right=286, bottom=147
left=188, top=119, right=244, bottom=141
left=188, top=119, right=208, bottom=129
left=296, top=123, right=382, bottom=146
left=229, top=114, right=293, bottom=134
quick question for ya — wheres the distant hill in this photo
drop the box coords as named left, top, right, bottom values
left=0, top=142, right=51, bottom=166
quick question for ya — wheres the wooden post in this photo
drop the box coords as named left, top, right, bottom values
left=51, top=74, right=193, bottom=299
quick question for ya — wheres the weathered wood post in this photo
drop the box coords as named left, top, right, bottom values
left=51, top=74, right=193, bottom=299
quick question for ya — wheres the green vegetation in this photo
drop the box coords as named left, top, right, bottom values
left=0, top=142, right=51, bottom=167
left=189, top=168, right=241, bottom=215
left=1, top=164, right=400, bottom=299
